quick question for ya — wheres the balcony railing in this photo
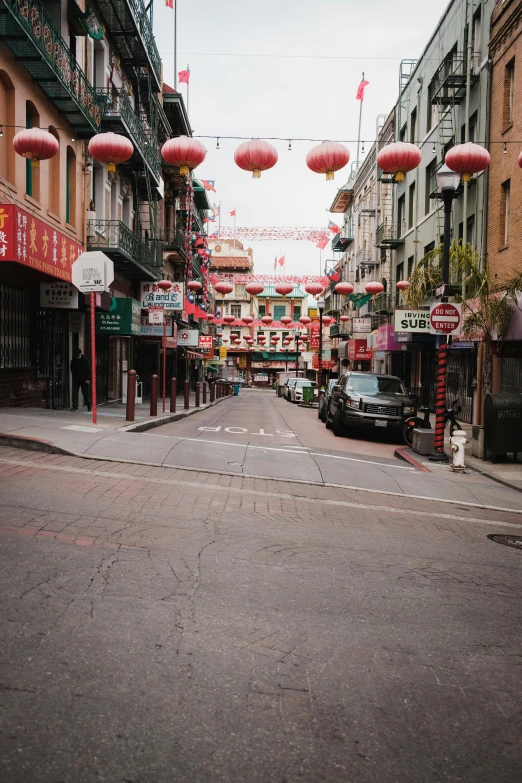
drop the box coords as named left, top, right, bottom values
left=376, top=222, right=405, bottom=248
left=330, top=323, right=351, bottom=339
left=0, top=0, right=102, bottom=134
left=367, top=293, right=393, bottom=314
left=97, top=89, right=161, bottom=181
left=160, top=228, right=188, bottom=255
left=87, top=219, right=158, bottom=272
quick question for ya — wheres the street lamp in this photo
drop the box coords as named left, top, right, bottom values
left=429, top=165, right=460, bottom=463
left=317, top=297, right=325, bottom=392
left=294, top=330, right=301, bottom=377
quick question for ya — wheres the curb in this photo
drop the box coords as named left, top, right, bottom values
left=120, top=394, right=229, bottom=433
left=394, top=446, right=431, bottom=473
left=0, top=433, right=71, bottom=456
left=464, top=460, right=522, bottom=495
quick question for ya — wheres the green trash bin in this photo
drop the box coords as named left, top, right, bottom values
left=302, top=386, right=314, bottom=404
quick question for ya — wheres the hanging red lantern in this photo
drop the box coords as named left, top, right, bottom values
left=249, top=347, right=256, bottom=352
left=223, top=314, right=236, bottom=324
left=214, top=281, right=234, bottom=295
left=242, top=315, right=254, bottom=325
left=88, top=132, right=133, bottom=173
left=299, top=316, right=311, bottom=325
left=377, top=142, right=422, bottom=182
left=306, top=141, right=350, bottom=181
left=187, top=280, right=202, bottom=292
left=518, top=151, right=522, bottom=168
left=274, top=282, right=294, bottom=297
left=13, top=128, right=59, bottom=168
left=334, top=281, right=354, bottom=295
left=271, top=336, right=280, bottom=343
left=340, top=315, right=350, bottom=323
left=245, top=282, right=265, bottom=295
left=322, top=316, right=333, bottom=326
left=157, top=280, right=172, bottom=292
left=222, top=338, right=229, bottom=343
left=234, top=139, right=278, bottom=178
left=396, top=280, right=411, bottom=291
left=445, top=142, right=490, bottom=182
left=280, top=316, right=293, bottom=326
left=261, top=315, right=273, bottom=325
left=365, top=281, right=385, bottom=296
left=269, top=347, right=276, bottom=353
left=304, top=282, right=324, bottom=296
left=161, top=136, right=207, bottom=176
left=234, top=339, right=242, bottom=345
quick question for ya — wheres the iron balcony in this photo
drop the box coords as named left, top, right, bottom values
left=330, top=323, right=351, bottom=339
left=376, top=222, right=405, bottom=248
left=87, top=219, right=159, bottom=279
left=0, top=0, right=103, bottom=135
left=331, top=233, right=354, bottom=253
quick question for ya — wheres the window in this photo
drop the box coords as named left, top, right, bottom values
left=407, top=256, right=414, bottom=278
left=395, top=263, right=404, bottom=304
left=425, top=159, right=437, bottom=215
left=230, top=304, right=241, bottom=318
left=0, top=70, right=15, bottom=184
left=408, top=181, right=416, bottom=229
left=293, top=305, right=301, bottom=319
left=48, top=127, right=60, bottom=215
left=397, top=195, right=406, bottom=235
left=274, top=304, right=286, bottom=321
left=472, top=9, right=481, bottom=63
left=424, top=241, right=435, bottom=256
left=258, top=304, right=266, bottom=317
left=66, top=147, right=76, bottom=225
left=399, top=124, right=407, bottom=143
left=504, top=58, right=515, bottom=127
left=410, top=108, right=417, bottom=145
left=460, top=112, right=478, bottom=144
left=466, top=215, right=475, bottom=247
left=427, top=80, right=437, bottom=133
left=25, top=101, right=40, bottom=200
left=500, top=180, right=510, bottom=247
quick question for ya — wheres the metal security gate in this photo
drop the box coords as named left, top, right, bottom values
left=446, top=347, right=476, bottom=423
left=420, top=348, right=438, bottom=410
left=36, top=309, right=69, bottom=409
left=501, top=357, right=522, bottom=394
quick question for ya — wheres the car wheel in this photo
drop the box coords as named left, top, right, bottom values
left=332, top=409, right=345, bottom=437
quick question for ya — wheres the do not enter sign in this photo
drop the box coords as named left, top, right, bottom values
left=430, top=302, right=462, bottom=335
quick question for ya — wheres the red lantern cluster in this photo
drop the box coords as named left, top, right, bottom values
left=377, top=142, right=422, bottom=182
left=445, top=142, right=490, bottom=182
left=13, top=128, right=59, bottom=168
left=161, top=136, right=207, bottom=176
left=306, top=142, right=350, bottom=181
left=234, top=139, right=278, bottom=178
left=88, top=132, right=133, bottom=173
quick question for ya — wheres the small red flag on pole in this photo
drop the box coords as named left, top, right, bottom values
left=178, top=68, right=190, bottom=84
left=165, top=0, right=173, bottom=7
left=356, top=79, right=370, bottom=101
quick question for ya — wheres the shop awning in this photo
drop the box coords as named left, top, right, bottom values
left=186, top=350, right=204, bottom=360
left=206, top=365, right=219, bottom=373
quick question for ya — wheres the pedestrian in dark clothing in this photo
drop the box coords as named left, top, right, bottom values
left=70, top=349, right=91, bottom=411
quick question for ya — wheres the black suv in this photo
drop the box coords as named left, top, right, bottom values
left=326, top=372, right=416, bottom=437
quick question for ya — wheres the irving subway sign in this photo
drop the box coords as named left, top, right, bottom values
left=394, top=308, right=430, bottom=333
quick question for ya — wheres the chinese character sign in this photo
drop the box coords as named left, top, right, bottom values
left=140, top=281, right=184, bottom=310
left=0, top=204, right=82, bottom=282
left=39, top=282, right=79, bottom=309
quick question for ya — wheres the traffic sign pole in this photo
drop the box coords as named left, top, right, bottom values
left=90, top=292, right=97, bottom=425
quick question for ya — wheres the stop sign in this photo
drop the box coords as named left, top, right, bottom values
left=430, top=302, right=462, bottom=335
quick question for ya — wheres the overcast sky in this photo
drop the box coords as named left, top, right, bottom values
left=153, top=0, right=449, bottom=277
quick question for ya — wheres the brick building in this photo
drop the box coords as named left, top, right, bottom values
left=487, top=0, right=522, bottom=393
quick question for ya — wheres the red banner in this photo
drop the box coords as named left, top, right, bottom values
left=0, top=204, right=83, bottom=283
left=347, top=339, right=372, bottom=362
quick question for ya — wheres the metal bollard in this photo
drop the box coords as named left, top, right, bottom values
left=170, top=378, right=176, bottom=413
left=216, top=382, right=221, bottom=399
left=210, top=383, right=215, bottom=403
left=203, top=382, right=207, bottom=404
left=150, top=374, right=158, bottom=417
left=184, top=379, right=190, bottom=410
left=195, top=382, right=200, bottom=408
left=126, top=370, right=137, bottom=422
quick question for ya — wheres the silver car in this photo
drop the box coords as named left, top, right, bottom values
left=284, top=378, right=299, bottom=400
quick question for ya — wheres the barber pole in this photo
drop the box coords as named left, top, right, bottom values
left=432, top=343, right=449, bottom=460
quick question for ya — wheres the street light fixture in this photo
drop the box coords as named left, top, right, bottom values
left=317, top=297, right=325, bottom=392
left=429, top=165, right=460, bottom=463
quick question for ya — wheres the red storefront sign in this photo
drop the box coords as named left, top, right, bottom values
left=347, top=339, right=372, bottom=361
left=312, top=354, right=338, bottom=370
left=0, top=204, right=83, bottom=283
left=309, top=321, right=320, bottom=349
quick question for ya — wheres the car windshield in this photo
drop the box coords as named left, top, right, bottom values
left=296, top=380, right=317, bottom=387
left=346, top=376, right=406, bottom=395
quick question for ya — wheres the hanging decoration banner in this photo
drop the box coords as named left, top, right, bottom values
left=213, top=228, right=328, bottom=242
left=210, top=274, right=329, bottom=285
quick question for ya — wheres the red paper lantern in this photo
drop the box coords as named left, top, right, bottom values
left=242, top=315, right=254, bottom=325
left=234, top=339, right=242, bottom=345
left=271, top=336, right=280, bottom=343
left=306, top=142, right=350, bottom=181
left=88, top=132, right=133, bottom=173
left=269, top=347, right=276, bottom=353
left=274, top=282, right=294, bottom=297
left=299, top=316, right=311, bottom=325
left=280, top=316, right=292, bottom=325
left=377, top=142, right=422, bottom=182
left=322, top=316, right=333, bottom=326
left=340, top=315, right=350, bottom=323
left=518, top=151, right=522, bottom=169
left=187, top=280, right=202, bottom=292
left=157, top=280, right=172, bottom=292
left=161, top=135, right=207, bottom=176
left=223, top=314, right=236, bottom=324
left=245, top=282, right=265, bottom=295
left=365, top=281, right=384, bottom=296
left=396, top=280, right=411, bottom=291
left=445, top=142, right=490, bottom=182
left=234, top=139, right=278, bottom=178
left=261, top=315, right=273, bottom=325
left=214, top=281, right=234, bottom=295
left=335, top=281, right=354, bottom=295
left=13, top=128, right=59, bottom=168
left=304, top=282, right=324, bottom=296
left=222, top=338, right=229, bottom=343
left=249, top=347, right=256, bottom=352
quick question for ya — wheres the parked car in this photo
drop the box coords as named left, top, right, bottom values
left=284, top=378, right=299, bottom=400
left=325, top=372, right=416, bottom=437
left=222, top=377, right=247, bottom=387
left=318, top=379, right=338, bottom=422
left=289, top=379, right=319, bottom=404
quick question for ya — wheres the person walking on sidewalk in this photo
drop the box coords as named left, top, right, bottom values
left=70, top=349, right=91, bottom=411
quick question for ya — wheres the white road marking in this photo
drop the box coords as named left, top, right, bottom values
left=0, top=457, right=519, bottom=528
left=61, top=425, right=105, bottom=433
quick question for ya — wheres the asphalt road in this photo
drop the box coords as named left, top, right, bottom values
left=1, top=391, right=522, bottom=782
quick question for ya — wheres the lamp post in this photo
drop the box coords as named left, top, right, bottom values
left=295, top=330, right=301, bottom=377
left=429, top=165, right=460, bottom=463
left=317, top=297, right=325, bottom=392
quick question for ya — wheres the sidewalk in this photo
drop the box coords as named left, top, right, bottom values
left=0, top=392, right=229, bottom=457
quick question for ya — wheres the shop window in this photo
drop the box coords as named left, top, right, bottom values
left=0, top=71, right=15, bottom=183
left=66, top=147, right=76, bottom=226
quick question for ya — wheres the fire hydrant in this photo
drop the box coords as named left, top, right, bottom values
left=450, top=429, right=469, bottom=472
